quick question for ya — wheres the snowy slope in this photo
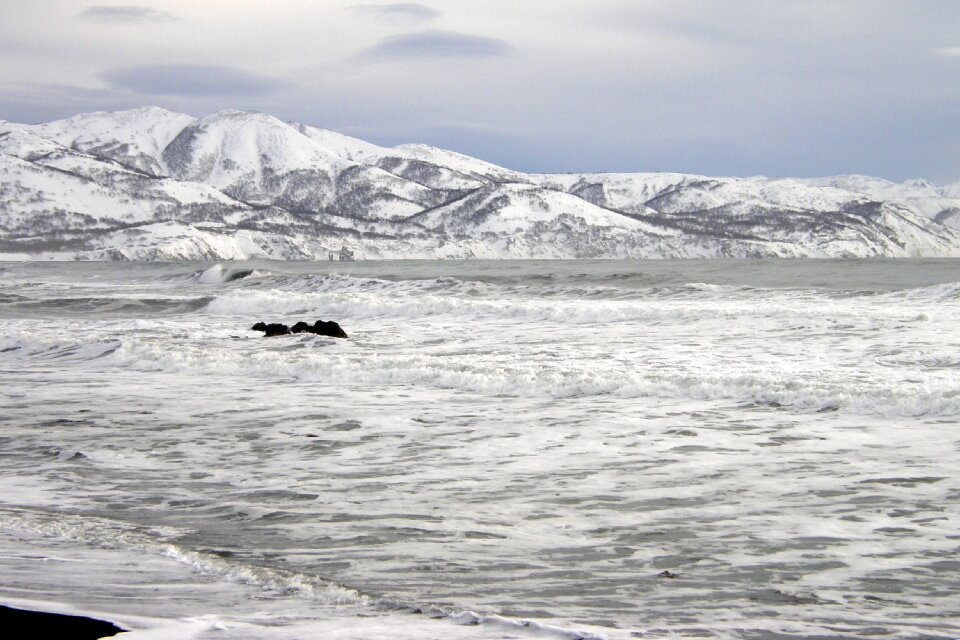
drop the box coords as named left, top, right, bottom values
left=534, top=172, right=960, bottom=256
left=0, top=149, right=239, bottom=235
left=802, top=175, right=960, bottom=229
left=389, top=143, right=527, bottom=184
left=29, top=107, right=195, bottom=176
left=293, top=123, right=387, bottom=165
left=162, top=110, right=353, bottom=208
left=1, top=107, right=959, bottom=260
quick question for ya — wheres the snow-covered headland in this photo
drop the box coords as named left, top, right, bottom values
left=2, top=107, right=959, bottom=260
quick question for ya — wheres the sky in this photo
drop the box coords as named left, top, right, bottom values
left=0, top=1, right=958, bottom=182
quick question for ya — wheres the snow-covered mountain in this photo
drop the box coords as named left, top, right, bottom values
left=2, top=107, right=959, bottom=260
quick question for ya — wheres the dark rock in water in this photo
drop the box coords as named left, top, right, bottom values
left=287, top=319, right=348, bottom=338
left=290, top=321, right=312, bottom=333
left=251, top=319, right=348, bottom=338
left=263, top=323, right=290, bottom=337
left=311, top=320, right=348, bottom=338
left=0, top=605, right=124, bottom=639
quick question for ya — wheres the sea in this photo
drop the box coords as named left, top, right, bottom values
left=0, top=259, right=958, bottom=640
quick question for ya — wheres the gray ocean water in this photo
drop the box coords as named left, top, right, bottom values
left=0, top=259, right=958, bottom=640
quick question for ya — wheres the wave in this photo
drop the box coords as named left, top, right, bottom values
left=0, top=506, right=370, bottom=606
left=0, top=506, right=610, bottom=640
left=212, top=271, right=763, bottom=303
left=245, top=273, right=500, bottom=298
left=0, top=295, right=214, bottom=316
left=0, top=333, right=121, bottom=362
left=202, top=285, right=925, bottom=327
left=104, top=341, right=960, bottom=418
left=210, top=271, right=960, bottom=308
left=195, top=264, right=271, bottom=284
left=881, top=280, right=960, bottom=302
left=817, top=280, right=960, bottom=303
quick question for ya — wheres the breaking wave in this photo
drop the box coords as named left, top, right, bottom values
left=202, top=286, right=925, bottom=326
left=0, top=506, right=608, bottom=640
left=103, top=340, right=960, bottom=418
left=195, top=264, right=270, bottom=284
left=0, top=333, right=121, bottom=362
left=0, top=295, right=214, bottom=316
left=882, top=280, right=960, bottom=302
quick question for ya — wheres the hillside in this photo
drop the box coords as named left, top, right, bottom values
left=1, top=108, right=959, bottom=260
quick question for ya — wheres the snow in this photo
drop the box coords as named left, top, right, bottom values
left=0, top=125, right=65, bottom=158
left=293, top=123, right=388, bottom=165
left=391, top=143, right=527, bottom=182
left=0, top=154, right=159, bottom=227
left=30, top=107, right=196, bottom=176
left=95, top=222, right=313, bottom=261
left=164, top=110, right=349, bottom=184
left=801, top=175, right=960, bottom=227
left=416, top=183, right=656, bottom=235
left=1, top=107, right=959, bottom=260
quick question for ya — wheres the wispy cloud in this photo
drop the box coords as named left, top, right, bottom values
left=352, top=3, right=440, bottom=24
left=358, top=30, right=512, bottom=62
left=78, top=5, right=179, bottom=23
left=100, top=64, right=287, bottom=97
left=935, top=47, right=960, bottom=57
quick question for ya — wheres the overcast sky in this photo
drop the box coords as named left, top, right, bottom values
left=1, top=1, right=958, bottom=182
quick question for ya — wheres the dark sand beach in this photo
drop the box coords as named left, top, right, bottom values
left=0, top=605, right=124, bottom=638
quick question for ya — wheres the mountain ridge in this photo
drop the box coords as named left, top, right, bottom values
left=1, top=107, right=959, bottom=260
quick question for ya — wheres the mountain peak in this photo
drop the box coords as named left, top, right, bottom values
left=201, top=108, right=277, bottom=122
left=2, top=106, right=960, bottom=260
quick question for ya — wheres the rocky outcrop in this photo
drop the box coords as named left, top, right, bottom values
left=251, top=320, right=348, bottom=338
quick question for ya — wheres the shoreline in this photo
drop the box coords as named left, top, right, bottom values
left=0, top=605, right=124, bottom=639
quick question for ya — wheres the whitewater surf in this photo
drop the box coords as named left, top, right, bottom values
left=1, top=259, right=958, bottom=639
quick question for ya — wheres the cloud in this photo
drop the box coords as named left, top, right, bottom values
left=0, top=81, right=150, bottom=125
left=935, top=47, right=960, bottom=57
left=358, top=30, right=512, bottom=62
left=352, top=3, right=439, bottom=23
left=77, top=5, right=179, bottom=23
left=100, top=64, right=287, bottom=97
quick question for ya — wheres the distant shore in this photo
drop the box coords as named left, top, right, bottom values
left=0, top=605, right=124, bottom=639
